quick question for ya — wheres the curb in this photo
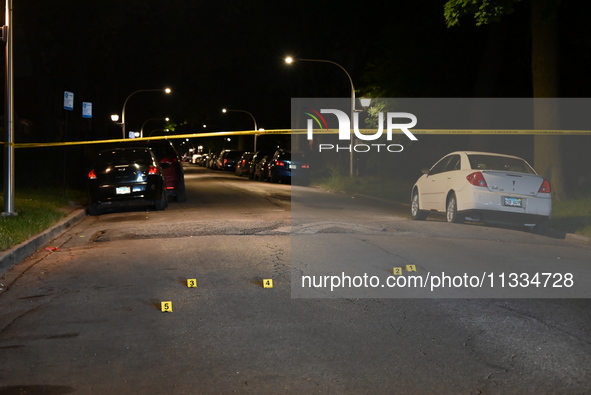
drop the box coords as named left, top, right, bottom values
left=353, top=193, right=591, bottom=245
left=0, top=208, right=88, bottom=277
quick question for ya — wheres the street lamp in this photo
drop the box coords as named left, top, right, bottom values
left=285, top=56, right=357, bottom=176
left=140, top=117, right=169, bottom=138
left=222, top=108, right=259, bottom=151
left=119, top=88, right=171, bottom=138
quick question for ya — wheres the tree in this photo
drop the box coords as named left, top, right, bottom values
left=444, top=0, right=566, bottom=200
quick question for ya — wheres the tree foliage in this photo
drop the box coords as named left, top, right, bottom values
left=444, top=0, right=522, bottom=27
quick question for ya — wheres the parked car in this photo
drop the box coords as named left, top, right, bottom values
left=87, top=147, right=167, bottom=215
left=248, top=150, right=272, bottom=179
left=235, top=152, right=254, bottom=176
left=266, top=149, right=310, bottom=184
left=215, top=149, right=243, bottom=171
left=253, top=154, right=272, bottom=181
left=120, top=139, right=187, bottom=202
left=410, top=151, right=552, bottom=232
left=207, top=154, right=218, bottom=169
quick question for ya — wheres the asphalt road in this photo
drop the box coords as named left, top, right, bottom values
left=1, top=165, right=590, bottom=394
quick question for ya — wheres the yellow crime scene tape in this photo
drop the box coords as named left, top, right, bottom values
left=1, top=128, right=590, bottom=148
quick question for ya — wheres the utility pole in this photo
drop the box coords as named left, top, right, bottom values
left=2, top=0, right=16, bottom=217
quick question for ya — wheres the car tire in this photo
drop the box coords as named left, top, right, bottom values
left=175, top=181, right=187, bottom=203
left=446, top=193, right=463, bottom=223
left=88, top=202, right=100, bottom=216
left=154, top=188, right=167, bottom=211
left=411, top=191, right=428, bottom=220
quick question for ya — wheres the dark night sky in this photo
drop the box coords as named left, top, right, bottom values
left=5, top=0, right=591, bottom=142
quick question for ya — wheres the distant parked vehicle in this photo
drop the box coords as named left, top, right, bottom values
left=253, top=154, right=272, bottom=181
left=235, top=152, right=254, bottom=176
left=216, top=150, right=243, bottom=171
left=87, top=147, right=167, bottom=215
left=266, top=149, right=310, bottom=184
left=411, top=151, right=552, bottom=232
left=207, top=154, right=218, bottom=169
left=248, top=150, right=272, bottom=179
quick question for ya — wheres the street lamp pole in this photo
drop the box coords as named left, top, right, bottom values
left=222, top=108, right=258, bottom=152
left=120, top=88, right=171, bottom=138
left=2, top=0, right=16, bottom=216
left=285, top=57, right=356, bottom=176
left=140, top=117, right=169, bottom=138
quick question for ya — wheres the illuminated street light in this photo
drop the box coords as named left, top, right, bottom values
left=285, top=56, right=357, bottom=176
left=111, top=114, right=120, bottom=123
left=222, top=108, right=259, bottom=151
left=119, top=88, right=172, bottom=138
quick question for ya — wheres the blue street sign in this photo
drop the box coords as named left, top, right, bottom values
left=64, top=91, right=74, bottom=111
left=82, top=102, right=92, bottom=118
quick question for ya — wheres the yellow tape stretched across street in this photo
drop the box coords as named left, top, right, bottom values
left=1, top=128, right=590, bottom=148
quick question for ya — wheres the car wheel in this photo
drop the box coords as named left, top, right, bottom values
left=411, top=191, right=428, bottom=220
left=88, top=202, right=100, bottom=216
left=446, top=193, right=463, bottom=223
left=175, top=181, right=187, bottom=203
left=154, top=188, right=167, bottom=211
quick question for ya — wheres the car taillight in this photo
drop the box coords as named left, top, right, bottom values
left=161, top=157, right=177, bottom=164
left=538, top=179, right=551, bottom=193
left=276, top=160, right=285, bottom=166
left=301, top=164, right=310, bottom=169
left=466, top=172, right=488, bottom=187
left=88, top=169, right=97, bottom=179
left=224, top=159, right=229, bottom=165
left=148, top=165, right=159, bottom=175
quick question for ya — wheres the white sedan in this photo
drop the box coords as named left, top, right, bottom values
left=411, top=151, right=552, bottom=231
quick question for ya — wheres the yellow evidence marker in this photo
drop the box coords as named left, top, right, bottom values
left=393, top=267, right=403, bottom=276
left=187, top=279, right=198, bottom=288
left=406, top=265, right=417, bottom=272
left=161, top=301, right=173, bottom=312
left=263, top=279, right=274, bottom=288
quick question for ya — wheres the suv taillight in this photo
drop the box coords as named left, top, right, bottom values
left=466, top=172, right=488, bottom=187
left=88, top=170, right=97, bottom=179
left=148, top=165, right=159, bottom=175
left=276, top=160, right=285, bottom=167
left=538, top=179, right=551, bottom=193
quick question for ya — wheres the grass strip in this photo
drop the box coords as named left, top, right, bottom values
left=0, top=189, right=80, bottom=251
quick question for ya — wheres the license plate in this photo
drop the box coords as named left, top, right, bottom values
left=503, top=196, right=522, bottom=207
left=289, top=164, right=297, bottom=169
left=116, top=186, right=131, bottom=195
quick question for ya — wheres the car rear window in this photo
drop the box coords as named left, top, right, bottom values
left=468, top=155, right=536, bottom=174
left=96, top=149, right=152, bottom=167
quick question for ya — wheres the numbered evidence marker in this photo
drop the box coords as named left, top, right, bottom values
left=161, top=301, right=173, bottom=312
left=187, top=279, right=198, bottom=288
left=393, top=267, right=403, bottom=276
left=263, top=279, right=274, bottom=288
left=405, top=265, right=417, bottom=272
